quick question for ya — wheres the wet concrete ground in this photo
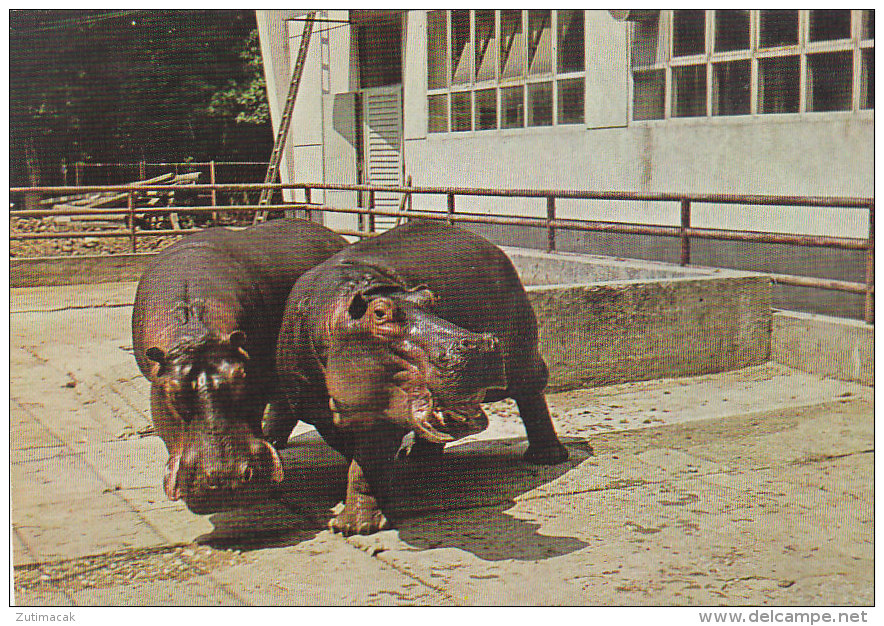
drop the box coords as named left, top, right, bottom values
left=10, top=283, right=874, bottom=606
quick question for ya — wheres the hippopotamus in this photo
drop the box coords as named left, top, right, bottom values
left=131, top=218, right=346, bottom=514
left=271, top=220, right=569, bottom=535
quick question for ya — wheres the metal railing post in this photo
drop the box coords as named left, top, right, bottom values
left=209, top=160, right=217, bottom=224
left=368, top=190, right=376, bottom=233
left=447, top=192, right=455, bottom=225
left=680, top=199, right=691, bottom=265
left=865, top=203, right=874, bottom=324
left=304, top=186, right=313, bottom=221
left=128, top=191, right=136, bottom=253
left=546, top=196, right=556, bottom=252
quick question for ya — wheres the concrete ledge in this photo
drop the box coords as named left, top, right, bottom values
left=10, top=254, right=157, bottom=288
left=529, top=276, right=772, bottom=391
left=772, top=310, right=874, bottom=386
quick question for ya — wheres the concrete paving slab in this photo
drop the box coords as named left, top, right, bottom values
left=10, top=281, right=874, bottom=606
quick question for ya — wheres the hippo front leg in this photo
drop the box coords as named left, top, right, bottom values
left=263, top=396, right=298, bottom=450
left=329, top=423, right=404, bottom=536
left=514, top=392, right=571, bottom=465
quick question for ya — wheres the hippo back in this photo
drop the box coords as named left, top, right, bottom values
left=132, top=218, right=347, bottom=380
left=310, top=220, right=545, bottom=394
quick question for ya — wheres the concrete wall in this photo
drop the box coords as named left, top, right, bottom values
left=771, top=311, right=874, bottom=386
left=526, top=275, right=772, bottom=391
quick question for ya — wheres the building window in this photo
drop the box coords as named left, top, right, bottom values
left=631, top=9, right=874, bottom=121
left=427, top=10, right=585, bottom=132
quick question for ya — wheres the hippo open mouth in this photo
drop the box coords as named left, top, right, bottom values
left=329, top=385, right=490, bottom=444
left=405, top=388, right=489, bottom=443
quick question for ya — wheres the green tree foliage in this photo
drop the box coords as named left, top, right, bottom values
left=207, top=30, right=270, bottom=125
left=9, top=10, right=272, bottom=186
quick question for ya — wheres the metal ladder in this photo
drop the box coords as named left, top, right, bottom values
left=254, top=10, right=317, bottom=224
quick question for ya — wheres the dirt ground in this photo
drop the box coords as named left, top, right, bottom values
left=10, top=282, right=874, bottom=606
left=9, top=217, right=183, bottom=258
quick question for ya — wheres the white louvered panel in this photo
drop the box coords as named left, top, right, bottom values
left=362, top=85, right=403, bottom=232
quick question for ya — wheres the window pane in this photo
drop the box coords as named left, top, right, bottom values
left=475, top=88, right=497, bottom=130
left=500, top=10, right=525, bottom=79
left=673, top=65, right=707, bottom=117
left=528, top=82, right=553, bottom=125
left=427, top=11, right=448, bottom=89
left=760, top=10, right=799, bottom=48
left=759, top=56, right=800, bottom=113
left=501, top=85, right=524, bottom=128
left=807, top=51, right=853, bottom=112
left=428, top=94, right=448, bottom=133
left=809, top=10, right=851, bottom=42
left=557, top=10, right=584, bottom=73
left=451, top=10, right=471, bottom=85
left=529, top=10, right=552, bottom=75
left=862, top=10, right=874, bottom=40
left=633, top=70, right=665, bottom=120
left=862, top=49, right=874, bottom=109
left=713, top=60, right=750, bottom=116
left=475, top=10, right=497, bottom=82
left=673, top=10, right=706, bottom=57
left=631, top=16, right=661, bottom=68
left=714, top=10, right=749, bottom=52
left=558, top=78, right=583, bottom=124
left=451, top=91, right=472, bottom=131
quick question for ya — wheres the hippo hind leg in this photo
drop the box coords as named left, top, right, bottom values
left=514, top=392, right=570, bottom=465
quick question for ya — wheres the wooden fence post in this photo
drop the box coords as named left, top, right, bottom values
left=865, top=203, right=874, bottom=324
left=128, top=191, right=137, bottom=253
left=209, top=160, right=217, bottom=224
left=680, top=199, right=691, bottom=265
left=546, top=196, right=556, bottom=252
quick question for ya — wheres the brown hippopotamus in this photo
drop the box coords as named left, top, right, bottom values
left=271, top=220, right=569, bottom=535
left=131, top=218, right=346, bottom=514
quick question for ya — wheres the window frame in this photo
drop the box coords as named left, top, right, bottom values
left=629, top=9, right=874, bottom=122
left=427, top=9, right=586, bottom=134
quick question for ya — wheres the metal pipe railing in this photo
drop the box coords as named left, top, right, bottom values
left=9, top=182, right=874, bottom=322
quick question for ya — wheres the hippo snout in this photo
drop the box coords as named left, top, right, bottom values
left=456, top=333, right=498, bottom=354
left=176, top=435, right=284, bottom=514
left=447, top=332, right=506, bottom=391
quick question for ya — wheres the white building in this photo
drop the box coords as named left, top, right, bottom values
left=257, top=9, right=874, bottom=317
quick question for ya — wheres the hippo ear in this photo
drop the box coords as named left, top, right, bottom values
left=404, top=285, right=436, bottom=307
left=146, top=347, right=166, bottom=365
left=226, top=330, right=250, bottom=361
left=227, top=330, right=246, bottom=348
left=347, top=293, right=369, bottom=320
left=146, top=347, right=167, bottom=376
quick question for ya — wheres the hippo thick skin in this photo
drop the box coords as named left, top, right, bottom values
left=272, top=221, right=569, bottom=535
left=132, top=218, right=346, bottom=514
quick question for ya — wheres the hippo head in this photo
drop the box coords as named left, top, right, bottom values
left=320, top=284, right=506, bottom=443
left=146, top=330, right=283, bottom=513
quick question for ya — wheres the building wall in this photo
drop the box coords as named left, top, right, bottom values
left=257, top=9, right=873, bottom=240
left=401, top=10, right=872, bottom=239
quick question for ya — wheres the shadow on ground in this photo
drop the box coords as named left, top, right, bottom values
left=199, top=431, right=591, bottom=562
